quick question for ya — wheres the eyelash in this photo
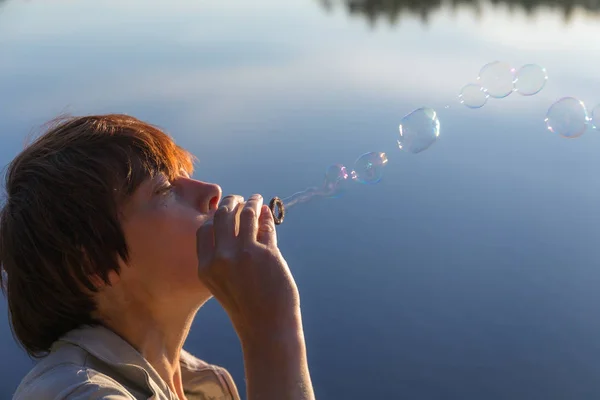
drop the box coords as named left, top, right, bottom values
left=156, top=184, right=174, bottom=196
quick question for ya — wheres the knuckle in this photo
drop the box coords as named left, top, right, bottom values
left=214, top=205, right=229, bottom=218
left=239, top=246, right=257, bottom=262
left=240, top=206, right=257, bottom=220
left=259, top=222, right=275, bottom=233
left=214, top=249, right=235, bottom=264
left=219, top=195, right=233, bottom=203
left=239, top=246, right=252, bottom=257
left=220, top=194, right=243, bottom=205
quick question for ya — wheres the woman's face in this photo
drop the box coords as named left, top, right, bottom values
left=114, top=169, right=222, bottom=305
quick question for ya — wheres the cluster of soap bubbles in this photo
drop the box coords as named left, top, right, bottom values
left=271, top=59, right=597, bottom=221
left=456, top=61, right=600, bottom=139
left=278, top=107, right=441, bottom=213
left=545, top=97, right=600, bottom=138
left=459, top=61, right=548, bottom=109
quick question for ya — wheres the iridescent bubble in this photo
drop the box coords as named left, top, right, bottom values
left=514, top=64, right=548, bottom=96
left=351, top=152, right=388, bottom=185
left=478, top=61, right=515, bottom=98
left=591, top=104, right=600, bottom=130
left=459, top=83, right=488, bottom=109
left=323, top=164, right=350, bottom=198
left=544, top=97, right=589, bottom=138
left=398, top=107, right=440, bottom=154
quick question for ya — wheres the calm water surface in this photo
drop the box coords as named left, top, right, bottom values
left=2, top=1, right=600, bottom=398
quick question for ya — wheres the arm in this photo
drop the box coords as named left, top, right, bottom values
left=241, top=315, right=314, bottom=400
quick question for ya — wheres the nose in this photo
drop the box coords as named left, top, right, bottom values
left=184, top=179, right=222, bottom=213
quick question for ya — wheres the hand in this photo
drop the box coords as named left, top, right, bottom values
left=196, top=194, right=300, bottom=339
left=197, top=194, right=315, bottom=400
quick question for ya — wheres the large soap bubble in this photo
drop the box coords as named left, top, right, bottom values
left=398, top=107, right=440, bottom=154
left=478, top=61, right=515, bottom=98
left=514, top=64, right=548, bottom=96
left=545, top=97, right=589, bottom=138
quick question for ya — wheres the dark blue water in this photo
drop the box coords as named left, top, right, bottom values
left=2, top=1, right=600, bottom=398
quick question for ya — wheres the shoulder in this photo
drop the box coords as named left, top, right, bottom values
left=13, top=349, right=134, bottom=400
left=180, top=349, right=240, bottom=399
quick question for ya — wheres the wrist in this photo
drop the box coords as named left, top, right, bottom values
left=238, top=309, right=315, bottom=400
left=238, top=310, right=305, bottom=349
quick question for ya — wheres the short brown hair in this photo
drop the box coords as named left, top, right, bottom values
left=0, top=114, right=194, bottom=358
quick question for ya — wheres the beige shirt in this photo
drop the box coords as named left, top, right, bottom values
left=12, top=324, right=241, bottom=400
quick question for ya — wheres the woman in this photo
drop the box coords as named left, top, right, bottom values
left=0, top=114, right=315, bottom=400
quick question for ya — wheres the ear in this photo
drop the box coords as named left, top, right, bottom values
left=107, top=269, right=121, bottom=286
left=103, top=255, right=129, bottom=287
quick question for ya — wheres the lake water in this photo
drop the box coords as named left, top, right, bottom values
left=2, top=0, right=600, bottom=398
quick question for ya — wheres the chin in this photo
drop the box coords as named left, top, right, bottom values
left=186, top=282, right=213, bottom=303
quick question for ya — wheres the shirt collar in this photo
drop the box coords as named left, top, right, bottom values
left=54, top=324, right=237, bottom=400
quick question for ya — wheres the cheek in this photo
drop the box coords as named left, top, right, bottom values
left=124, top=208, right=204, bottom=281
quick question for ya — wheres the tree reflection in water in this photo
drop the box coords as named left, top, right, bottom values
left=319, top=0, right=600, bottom=26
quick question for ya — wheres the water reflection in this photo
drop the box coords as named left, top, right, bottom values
left=320, top=0, right=600, bottom=25
left=2, top=0, right=600, bottom=398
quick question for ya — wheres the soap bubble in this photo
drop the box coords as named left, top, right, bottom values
left=544, top=97, right=589, bottom=138
left=398, top=107, right=440, bottom=154
left=351, top=152, right=388, bottom=185
left=323, top=164, right=350, bottom=198
left=591, top=104, right=600, bottom=130
left=459, top=83, right=488, bottom=109
left=478, top=61, right=515, bottom=98
left=514, top=64, right=548, bottom=96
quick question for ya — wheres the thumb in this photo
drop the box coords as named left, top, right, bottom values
left=257, top=205, right=277, bottom=248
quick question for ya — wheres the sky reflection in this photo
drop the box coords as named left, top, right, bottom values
left=1, top=1, right=600, bottom=398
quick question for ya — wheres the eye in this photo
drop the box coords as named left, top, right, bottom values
left=155, top=183, right=174, bottom=196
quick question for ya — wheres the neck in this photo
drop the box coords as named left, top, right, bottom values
left=97, top=293, right=210, bottom=400
left=136, top=313, right=194, bottom=398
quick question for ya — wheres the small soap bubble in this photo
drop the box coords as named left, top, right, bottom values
left=398, top=107, right=440, bottom=154
left=591, top=104, right=600, bottom=130
left=514, top=64, right=548, bottom=96
left=459, top=83, right=488, bottom=109
left=351, top=152, right=388, bottom=185
left=478, top=61, right=515, bottom=98
left=323, top=164, right=350, bottom=198
left=544, top=97, right=589, bottom=138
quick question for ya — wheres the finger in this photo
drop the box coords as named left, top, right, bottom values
left=257, top=204, right=277, bottom=247
left=214, top=195, right=244, bottom=252
left=238, top=194, right=263, bottom=245
left=196, top=220, right=215, bottom=273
